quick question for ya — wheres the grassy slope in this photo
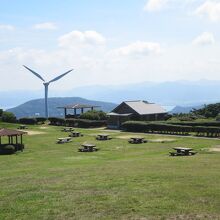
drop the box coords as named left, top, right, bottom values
left=0, top=123, right=220, bottom=220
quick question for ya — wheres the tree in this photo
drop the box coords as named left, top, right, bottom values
left=191, top=103, right=220, bottom=118
left=1, top=111, right=17, bottom=123
left=79, top=110, right=107, bottom=120
left=0, top=109, right=3, bottom=117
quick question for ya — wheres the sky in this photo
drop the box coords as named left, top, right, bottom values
left=0, top=0, right=220, bottom=90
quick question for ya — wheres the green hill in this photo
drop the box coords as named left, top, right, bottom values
left=7, top=97, right=117, bottom=118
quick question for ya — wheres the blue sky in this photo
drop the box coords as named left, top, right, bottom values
left=0, top=0, right=220, bottom=90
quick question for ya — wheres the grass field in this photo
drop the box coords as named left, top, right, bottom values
left=0, top=122, right=220, bottom=220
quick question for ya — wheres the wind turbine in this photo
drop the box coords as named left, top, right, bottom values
left=23, top=65, right=73, bottom=119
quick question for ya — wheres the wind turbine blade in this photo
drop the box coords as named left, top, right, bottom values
left=23, top=65, right=45, bottom=82
left=48, top=69, right=73, bottom=84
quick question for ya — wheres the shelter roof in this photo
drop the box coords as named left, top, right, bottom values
left=57, top=104, right=100, bottom=109
left=0, top=128, right=27, bottom=137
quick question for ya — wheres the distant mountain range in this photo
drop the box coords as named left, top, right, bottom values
left=170, top=105, right=203, bottom=114
left=5, top=97, right=205, bottom=118
left=1, top=80, right=220, bottom=109
left=7, top=97, right=117, bottom=119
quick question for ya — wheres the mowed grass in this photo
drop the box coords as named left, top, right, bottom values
left=0, top=123, right=220, bottom=220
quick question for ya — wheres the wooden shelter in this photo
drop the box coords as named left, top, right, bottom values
left=0, top=128, right=27, bottom=151
left=107, top=100, right=168, bottom=129
left=58, top=104, right=100, bottom=119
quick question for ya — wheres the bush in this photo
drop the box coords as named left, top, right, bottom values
left=0, top=145, right=15, bottom=155
left=1, top=111, right=16, bottom=123
left=0, top=109, right=3, bottom=117
left=167, top=121, right=220, bottom=127
left=122, top=121, right=192, bottom=134
left=35, top=117, right=47, bottom=124
left=122, top=121, right=220, bottom=137
left=48, top=117, right=107, bottom=128
left=48, top=117, right=65, bottom=126
left=19, top=117, right=37, bottom=125
left=216, top=114, right=220, bottom=121
left=79, top=110, right=107, bottom=120
left=191, top=103, right=220, bottom=118
left=66, top=118, right=106, bottom=128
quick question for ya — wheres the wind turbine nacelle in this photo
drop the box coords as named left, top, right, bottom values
left=43, top=82, right=50, bottom=86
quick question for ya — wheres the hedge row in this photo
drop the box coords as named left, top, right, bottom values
left=122, top=121, right=220, bottom=137
left=48, top=117, right=106, bottom=128
left=19, top=117, right=47, bottom=125
left=167, top=121, right=220, bottom=127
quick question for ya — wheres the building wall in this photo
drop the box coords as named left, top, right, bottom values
left=107, top=115, right=132, bottom=129
left=139, top=113, right=167, bottom=121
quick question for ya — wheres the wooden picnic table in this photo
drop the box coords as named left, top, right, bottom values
left=96, top=134, right=111, bottom=140
left=62, top=127, right=74, bottom=132
left=69, top=131, right=82, bottom=137
left=79, top=143, right=98, bottom=152
left=170, top=147, right=196, bottom=156
left=129, top=137, right=146, bottom=144
left=18, top=125, right=28, bottom=129
left=57, top=137, right=72, bottom=144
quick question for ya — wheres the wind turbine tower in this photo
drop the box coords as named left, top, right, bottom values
left=23, top=65, right=73, bottom=119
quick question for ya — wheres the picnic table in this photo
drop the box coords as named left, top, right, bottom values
left=57, top=137, right=72, bottom=144
left=129, top=137, right=147, bottom=144
left=78, top=143, right=99, bottom=152
left=170, top=147, right=197, bottom=156
left=18, top=125, right=28, bottom=129
left=69, top=131, right=83, bottom=137
left=96, top=134, right=111, bottom=141
left=61, top=127, right=74, bottom=132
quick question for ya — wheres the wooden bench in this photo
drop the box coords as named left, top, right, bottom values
left=96, top=134, right=112, bottom=141
left=18, top=125, right=28, bottom=129
left=69, top=131, right=83, bottom=137
left=129, top=137, right=147, bottom=144
left=57, top=137, right=72, bottom=144
left=61, top=127, right=74, bottom=132
left=170, top=147, right=197, bottom=156
left=78, top=143, right=99, bottom=152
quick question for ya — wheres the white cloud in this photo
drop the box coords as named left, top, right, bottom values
left=58, top=30, right=106, bottom=48
left=192, top=32, right=215, bottom=45
left=144, top=0, right=168, bottom=11
left=195, top=1, right=220, bottom=22
left=0, top=24, right=15, bottom=31
left=33, top=22, right=58, bottom=30
left=112, top=41, right=161, bottom=57
left=144, top=0, right=207, bottom=12
left=1, top=28, right=220, bottom=90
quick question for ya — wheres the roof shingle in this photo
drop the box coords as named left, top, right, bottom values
left=124, top=100, right=167, bottom=115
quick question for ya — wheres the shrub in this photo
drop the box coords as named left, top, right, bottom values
left=79, top=110, right=107, bottom=120
left=164, top=114, right=172, bottom=121
left=167, top=121, right=220, bottom=127
left=35, top=117, right=47, bottom=124
left=191, top=103, right=220, bottom=118
left=122, top=121, right=220, bottom=137
left=48, top=117, right=65, bottom=126
left=1, top=111, right=16, bottom=123
left=216, top=114, right=220, bottom=121
left=0, top=109, right=3, bottom=117
left=66, top=118, right=106, bottom=128
left=19, top=117, right=37, bottom=125
left=0, top=145, right=15, bottom=155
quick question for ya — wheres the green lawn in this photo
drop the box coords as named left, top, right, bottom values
left=0, top=122, right=220, bottom=220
